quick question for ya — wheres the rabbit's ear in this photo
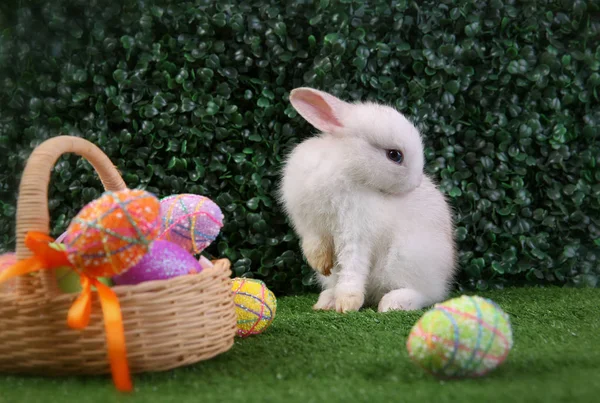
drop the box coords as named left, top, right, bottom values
left=289, top=87, right=347, bottom=133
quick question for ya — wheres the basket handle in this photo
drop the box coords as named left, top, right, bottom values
left=15, top=135, right=127, bottom=294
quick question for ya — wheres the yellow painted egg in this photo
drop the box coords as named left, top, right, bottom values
left=231, top=277, right=277, bottom=337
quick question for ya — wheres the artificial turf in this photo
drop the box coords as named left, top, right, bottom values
left=1, top=287, right=599, bottom=403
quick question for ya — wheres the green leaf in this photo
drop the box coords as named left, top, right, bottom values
left=257, top=97, right=270, bottom=108
left=113, top=69, right=128, bottom=82
left=465, top=22, right=480, bottom=37
left=246, top=197, right=259, bottom=210
left=444, top=80, right=460, bottom=95
left=153, top=94, right=167, bottom=108
left=120, top=35, right=135, bottom=49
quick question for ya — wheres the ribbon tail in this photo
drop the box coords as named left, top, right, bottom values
left=95, top=280, right=132, bottom=393
left=67, top=276, right=92, bottom=329
left=0, top=258, right=45, bottom=284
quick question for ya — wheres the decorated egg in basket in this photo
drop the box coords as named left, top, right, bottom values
left=112, top=239, right=202, bottom=286
left=48, top=242, right=113, bottom=292
left=63, top=189, right=161, bottom=277
left=159, top=194, right=224, bottom=255
left=0, top=253, right=17, bottom=293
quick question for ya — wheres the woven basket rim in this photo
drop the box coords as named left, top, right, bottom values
left=0, top=258, right=233, bottom=302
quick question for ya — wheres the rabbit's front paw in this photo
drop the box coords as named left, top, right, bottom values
left=302, top=237, right=334, bottom=276
left=334, top=290, right=364, bottom=313
left=313, top=289, right=336, bottom=310
left=378, top=288, right=428, bottom=312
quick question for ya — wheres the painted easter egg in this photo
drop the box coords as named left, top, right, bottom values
left=55, top=266, right=114, bottom=293
left=0, top=253, right=17, bottom=293
left=159, top=194, right=224, bottom=255
left=63, top=189, right=161, bottom=278
left=112, top=239, right=202, bottom=285
left=198, top=255, right=214, bottom=270
left=407, top=295, right=513, bottom=378
left=48, top=242, right=113, bottom=292
left=231, top=277, right=277, bottom=337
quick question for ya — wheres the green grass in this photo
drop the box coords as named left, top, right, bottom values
left=1, top=288, right=599, bottom=403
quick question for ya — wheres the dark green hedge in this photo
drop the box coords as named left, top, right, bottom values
left=1, top=0, right=599, bottom=294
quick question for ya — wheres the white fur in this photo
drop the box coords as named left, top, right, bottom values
left=278, top=87, right=457, bottom=313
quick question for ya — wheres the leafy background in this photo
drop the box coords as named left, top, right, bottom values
left=0, top=0, right=599, bottom=295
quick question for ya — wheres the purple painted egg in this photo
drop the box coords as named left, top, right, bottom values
left=158, top=194, right=224, bottom=255
left=112, top=240, right=202, bottom=286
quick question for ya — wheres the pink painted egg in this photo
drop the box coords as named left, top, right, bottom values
left=0, top=252, right=17, bottom=293
left=112, top=240, right=202, bottom=286
left=159, top=194, right=224, bottom=255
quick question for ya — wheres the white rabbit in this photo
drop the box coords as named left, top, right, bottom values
left=278, top=87, right=457, bottom=313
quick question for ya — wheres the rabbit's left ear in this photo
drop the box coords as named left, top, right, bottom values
left=289, top=87, right=347, bottom=134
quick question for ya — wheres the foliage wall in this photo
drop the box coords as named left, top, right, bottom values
left=1, top=0, right=599, bottom=294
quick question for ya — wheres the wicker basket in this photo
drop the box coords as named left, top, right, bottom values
left=0, top=136, right=237, bottom=388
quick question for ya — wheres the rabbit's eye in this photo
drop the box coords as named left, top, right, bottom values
left=386, top=149, right=404, bottom=164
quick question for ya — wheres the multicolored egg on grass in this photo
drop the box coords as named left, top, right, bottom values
left=159, top=194, right=224, bottom=255
left=406, top=295, right=513, bottom=379
left=63, top=189, right=160, bottom=278
left=112, top=240, right=202, bottom=286
left=231, top=277, right=277, bottom=337
left=0, top=253, right=17, bottom=293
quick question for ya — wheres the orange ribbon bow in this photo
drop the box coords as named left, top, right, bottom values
left=0, top=232, right=132, bottom=392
